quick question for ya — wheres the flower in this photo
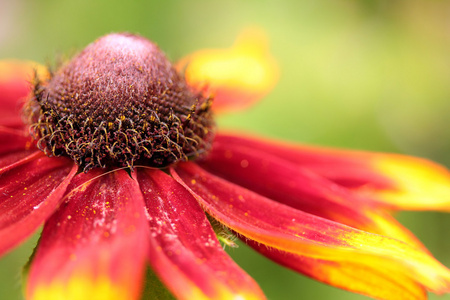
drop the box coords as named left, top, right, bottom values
left=1, top=30, right=450, bottom=300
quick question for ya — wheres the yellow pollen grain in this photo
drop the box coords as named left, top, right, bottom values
left=191, top=179, right=197, bottom=185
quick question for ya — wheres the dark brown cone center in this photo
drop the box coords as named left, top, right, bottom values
left=25, top=33, right=215, bottom=172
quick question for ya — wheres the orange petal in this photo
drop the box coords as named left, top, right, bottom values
left=214, top=133, right=450, bottom=212
left=177, top=28, right=279, bottom=112
left=26, top=169, right=149, bottom=300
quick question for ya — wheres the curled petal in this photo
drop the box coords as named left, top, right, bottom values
left=177, top=28, right=279, bottom=112
left=27, top=169, right=149, bottom=300
left=214, top=133, right=450, bottom=211
left=138, top=168, right=265, bottom=300
left=171, top=162, right=450, bottom=295
left=0, top=156, right=77, bottom=256
left=0, top=60, right=48, bottom=128
left=247, top=240, right=427, bottom=300
left=200, top=139, right=427, bottom=249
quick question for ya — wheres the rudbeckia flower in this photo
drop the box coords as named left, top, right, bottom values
left=1, top=30, right=450, bottom=300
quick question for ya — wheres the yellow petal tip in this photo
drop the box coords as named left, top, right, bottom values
left=374, top=154, right=450, bottom=211
left=177, top=27, right=279, bottom=112
left=29, top=275, right=132, bottom=300
left=0, top=60, right=49, bottom=83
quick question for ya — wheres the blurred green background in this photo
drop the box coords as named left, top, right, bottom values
left=1, top=0, right=450, bottom=299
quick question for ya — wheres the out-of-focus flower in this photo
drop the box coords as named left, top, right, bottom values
left=176, top=28, right=279, bottom=112
left=0, top=30, right=450, bottom=300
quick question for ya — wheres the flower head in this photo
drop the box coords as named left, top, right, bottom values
left=1, top=30, right=450, bottom=300
left=25, top=33, right=214, bottom=171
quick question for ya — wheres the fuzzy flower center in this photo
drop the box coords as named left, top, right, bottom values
left=25, top=33, right=215, bottom=172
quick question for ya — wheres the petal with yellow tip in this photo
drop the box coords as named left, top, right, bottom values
left=31, top=274, right=133, bottom=300
left=172, top=162, right=450, bottom=296
left=177, top=29, right=279, bottom=112
left=248, top=239, right=427, bottom=300
left=199, top=137, right=429, bottom=250
left=138, top=168, right=265, bottom=300
left=213, top=133, right=450, bottom=212
left=26, top=169, right=149, bottom=300
left=366, top=154, right=450, bottom=211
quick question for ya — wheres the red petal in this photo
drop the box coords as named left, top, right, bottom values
left=199, top=138, right=427, bottom=249
left=27, top=169, right=149, bottom=300
left=0, top=126, right=38, bottom=170
left=138, top=168, right=265, bottom=300
left=0, top=126, right=32, bottom=155
left=247, top=240, right=427, bottom=300
left=171, top=162, right=450, bottom=295
left=214, top=133, right=450, bottom=211
left=0, top=156, right=77, bottom=256
left=0, top=60, right=48, bottom=128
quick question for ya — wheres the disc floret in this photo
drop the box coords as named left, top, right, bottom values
left=25, top=33, right=215, bottom=171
